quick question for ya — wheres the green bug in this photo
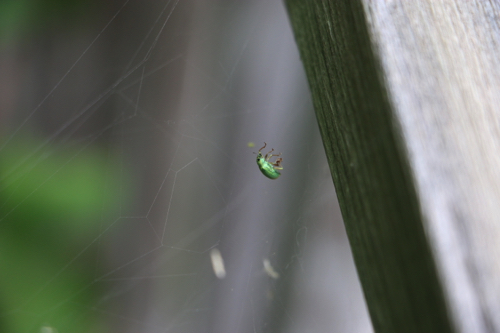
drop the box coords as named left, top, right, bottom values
left=255, top=142, right=283, bottom=179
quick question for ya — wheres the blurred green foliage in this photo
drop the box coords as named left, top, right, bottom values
left=0, top=135, right=128, bottom=333
left=1, top=1, right=129, bottom=331
left=0, top=0, right=96, bottom=45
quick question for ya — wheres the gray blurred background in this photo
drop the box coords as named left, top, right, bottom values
left=0, top=0, right=372, bottom=332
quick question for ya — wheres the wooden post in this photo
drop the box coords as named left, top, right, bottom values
left=285, top=1, right=500, bottom=332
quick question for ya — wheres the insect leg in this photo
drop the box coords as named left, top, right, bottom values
left=272, top=158, right=283, bottom=169
left=265, top=148, right=275, bottom=160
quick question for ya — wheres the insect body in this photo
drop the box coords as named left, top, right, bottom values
left=255, top=142, right=283, bottom=179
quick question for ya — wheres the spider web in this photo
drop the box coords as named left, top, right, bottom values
left=0, top=0, right=371, bottom=332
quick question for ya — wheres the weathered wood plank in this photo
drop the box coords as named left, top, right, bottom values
left=285, top=1, right=500, bottom=332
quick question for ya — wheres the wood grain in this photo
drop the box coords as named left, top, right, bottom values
left=286, top=1, right=500, bottom=332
